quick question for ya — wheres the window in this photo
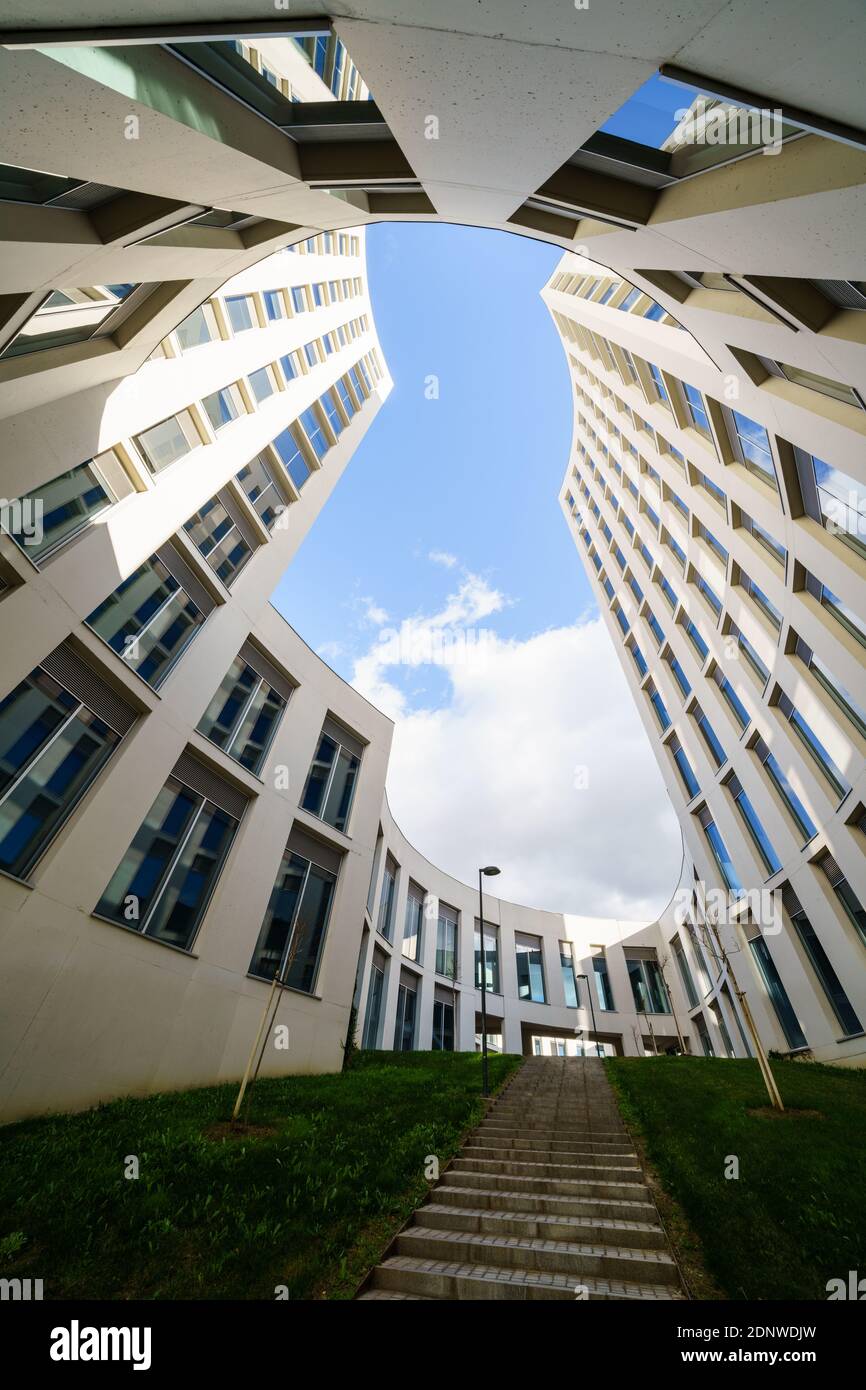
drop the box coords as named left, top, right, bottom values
left=236, top=454, right=282, bottom=530
left=474, top=921, right=500, bottom=993
left=648, top=683, right=670, bottom=730
left=727, top=619, right=770, bottom=685
left=695, top=520, right=729, bottom=566
left=394, top=978, right=417, bottom=1051
left=659, top=575, right=679, bottom=610
left=776, top=690, right=850, bottom=798
left=728, top=773, right=782, bottom=875
left=0, top=653, right=134, bottom=879
left=648, top=363, right=670, bottom=406
left=248, top=366, right=275, bottom=404
left=560, top=941, right=579, bottom=1007
left=362, top=959, right=385, bottom=1048
left=740, top=511, right=786, bottom=566
left=684, top=620, right=708, bottom=662
left=805, top=453, right=866, bottom=557
left=753, top=735, right=816, bottom=840
left=6, top=456, right=116, bottom=562
left=272, top=425, right=312, bottom=491
left=300, top=720, right=362, bottom=832
left=697, top=805, right=742, bottom=892
left=626, top=955, right=671, bottom=1014
left=378, top=856, right=397, bottom=940
left=402, top=883, right=424, bottom=962
left=95, top=769, right=241, bottom=952
left=320, top=388, right=344, bottom=438
left=711, top=668, right=750, bottom=729
left=593, top=952, right=615, bottom=1011
left=772, top=360, right=862, bottom=409
left=748, top=936, right=807, bottom=1049
left=335, top=378, right=356, bottom=420
left=672, top=936, right=700, bottom=1009
left=738, top=570, right=781, bottom=629
left=817, top=855, right=866, bottom=949
left=248, top=839, right=338, bottom=991
left=785, top=890, right=861, bottom=1036
left=695, top=573, right=722, bottom=616
left=262, top=289, right=285, bottom=321
left=134, top=410, right=199, bottom=474
left=730, top=411, right=776, bottom=485
left=201, top=384, right=243, bottom=433
left=436, top=904, right=458, bottom=978
left=516, top=932, right=546, bottom=1003
left=291, top=286, right=308, bottom=313
left=86, top=553, right=205, bottom=688
left=694, top=1012, right=715, bottom=1056
left=432, top=999, right=455, bottom=1051
left=225, top=294, right=255, bottom=333
left=683, top=383, right=711, bottom=435
left=805, top=573, right=866, bottom=649
left=668, top=656, right=691, bottom=698
left=184, top=497, right=252, bottom=588
left=793, top=636, right=866, bottom=738
left=279, top=351, right=298, bottom=382
left=0, top=283, right=138, bottom=359
left=692, top=703, right=726, bottom=768
left=299, top=406, right=328, bottom=460
left=670, top=735, right=700, bottom=798
left=175, top=303, right=218, bottom=350
left=197, top=652, right=289, bottom=774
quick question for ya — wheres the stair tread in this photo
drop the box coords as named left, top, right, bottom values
left=375, top=1255, right=685, bottom=1300
left=423, top=1201, right=663, bottom=1236
left=437, top=1182, right=655, bottom=1213
left=403, top=1225, right=675, bottom=1267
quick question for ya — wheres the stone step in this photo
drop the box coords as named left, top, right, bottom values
left=370, top=1255, right=685, bottom=1301
left=463, top=1143, right=638, bottom=1168
left=397, top=1226, right=680, bottom=1285
left=453, top=1155, right=642, bottom=1182
left=472, top=1131, right=635, bottom=1156
left=434, top=1180, right=658, bottom=1224
left=482, top=1117, right=627, bottom=1136
left=419, top=1201, right=669, bottom=1250
left=442, top=1166, right=650, bottom=1201
left=356, top=1289, right=426, bottom=1300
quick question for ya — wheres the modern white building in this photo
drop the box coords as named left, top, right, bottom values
left=0, top=5, right=864, bottom=1119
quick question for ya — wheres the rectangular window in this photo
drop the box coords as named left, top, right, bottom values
left=201, top=384, right=243, bottom=433
left=817, top=855, right=866, bottom=949
left=731, top=411, right=776, bottom=485
left=236, top=454, right=282, bottom=530
left=776, top=690, right=850, bottom=798
left=95, top=770, right=241, bottom=952
left=670, top=735, right=700, bottom=798
left=248, top=838, right=338, bottom=991
left=378, top=855, right=397, bottom=940
left=649, top=363, right=670, bottom=406
left=86, top=553, right=205, bottom=688
left=593, top=952, right=615, bottom=1011
left=175, top=302, right=218, bottom=351
left=263, top=289, right=285, bottom=322
left=474, top=921, right=501, bottom=993
left=301, top=723, right=361, bottom=833
left=672, top=935, right=700, bottom=1009
left=299, top=406, right=328, bottom=460
left=728, top=774, right=782, bottom=875
left=290, top=286, right=307, bottom=313
left=184, top=496, right=252, bottom=588
left=436, top=905, right=458, bottom=978
left=693, top=703, right=727, bottom=768
left=683, top=383, right=711, bottom=435
left=753, top=735, right=816, bottom=841
left=432, top=999, right=455, bottom=1051
left=697, top=806, right=742, bottom=892
left=787, top=894, right=861, bottom=1036
left=0, top=653, right=134, bottom=879
left=711, top=667, right=750, bottom=729
left=248, top=366, right=275, bottom=404
left=197, top=652, right=289, bottom=774
left=749, top=935, right=807, bottom=1049
left=402, top=882, right=424, bottom=962
left=225, top=294, right=255, bottom=333
left=320, top=388, right=344, bottom=437
left=394, top=979, right=417, bottom=1052
left=560, top=941, right=578, bottom=1007
left=516, top=932, right=547, bottom=1003
left=740, top=511, right=786, bottom=566
left=626, top=955, right=670, bottom=1014
left=272, top=425, right=312, bottom=491
left=135, top=410, right=199, bottom=474
left=6, top=456, right=116, bottom=562
left=362, top=959, right=385, bottom=1048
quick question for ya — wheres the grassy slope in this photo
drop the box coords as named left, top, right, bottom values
left=607, top=1055, right=866, bottom=1300
left=0, top=1051, right=521, bottom=1301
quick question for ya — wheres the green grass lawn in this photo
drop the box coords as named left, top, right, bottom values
left=0, top=1050, right=521, bottom=1301
left=607, top=1055, right=866, bottom=1300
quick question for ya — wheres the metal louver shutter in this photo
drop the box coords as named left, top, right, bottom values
left=238, top=640, right=295, bottom=703
left=171, top=751, right=248, bottom=821
left=40, top=641, right=138, bottom=736
left=781, top=884, right=802, bottom=916
left=817, top=853, right=844, bottom=888
left=287, top=824, right=342, bottom=876
left=50, top=182, right=122, bottom=210
left=728, top=773, right=743, bottom=798
left=322, top=716, right=364, bottom=760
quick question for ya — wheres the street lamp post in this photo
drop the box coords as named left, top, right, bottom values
left=478, top=866, right=500, bottom=1096
left=577, top=973, right=603, bottom=1058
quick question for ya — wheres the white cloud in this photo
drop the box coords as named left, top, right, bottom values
left=428, top=549, right=458, bottom=569
left=348, top=575, right=682, bottom=921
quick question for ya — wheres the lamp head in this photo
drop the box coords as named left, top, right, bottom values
left=481, top=866, right=500, bottom=877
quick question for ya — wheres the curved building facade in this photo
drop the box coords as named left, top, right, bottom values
left=0, top=4, right=864, bottom=1119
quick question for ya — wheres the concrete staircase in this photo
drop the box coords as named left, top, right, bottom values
left=358, top=1056, right=686, bottom=1301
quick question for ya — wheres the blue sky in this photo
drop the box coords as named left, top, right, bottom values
left=271, top=223, right=681, bottom=918
left=272, top=222, right=591, bottom=696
